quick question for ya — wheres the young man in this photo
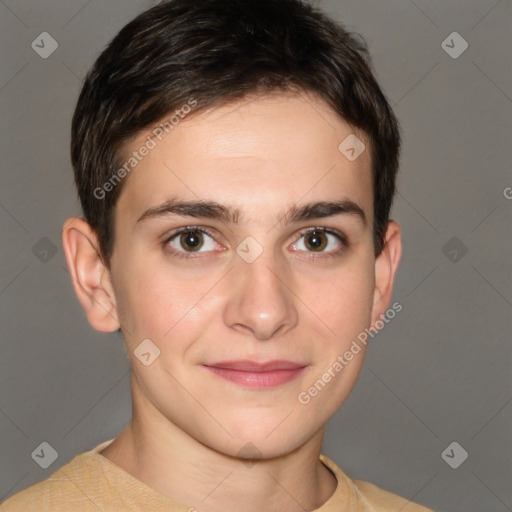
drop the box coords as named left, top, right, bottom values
left=1, top=0, right=434, bottom=510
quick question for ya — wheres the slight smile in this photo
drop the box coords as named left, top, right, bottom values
left=203, top=360, right=308, bottom=388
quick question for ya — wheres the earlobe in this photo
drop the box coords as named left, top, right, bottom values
left=62, top=217, right=120, bottom=332
left=371, top=221, right=402, bottom=324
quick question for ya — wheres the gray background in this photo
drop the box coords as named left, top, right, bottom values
left=0, top=1, right=510, bottom=511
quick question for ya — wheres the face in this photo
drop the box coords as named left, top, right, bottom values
left=101, top=92, right=395, bottom=458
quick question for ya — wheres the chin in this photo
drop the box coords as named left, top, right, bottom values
left=213, top=435, right=305, bottom=462
left=206, top=415, right=317, bottom=461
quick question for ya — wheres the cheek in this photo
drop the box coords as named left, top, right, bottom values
left=113, top=260, right=222, bottom=355
left=113, top=265, right=185, bottom=338
left=307, top=259, right=375, bottom=342
left=297, top=265, right=375, bottom=417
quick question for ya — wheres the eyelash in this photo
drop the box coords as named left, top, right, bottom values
left=162, top=226, right=348, bottom=261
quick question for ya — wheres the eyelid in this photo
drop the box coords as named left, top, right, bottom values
left=163, top=225, right=218, bottom=243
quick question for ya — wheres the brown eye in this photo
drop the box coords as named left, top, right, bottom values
left=304, top=230, right=327, bottom=252
left=291, top=228, right=345, bottom=257
left=167, top=229, right=218, bottom=253
left=179, top=230, right=204, bottom=251
left=164, top=227, right=223, bottom=260
left=180, top=231, right=203, bottom=251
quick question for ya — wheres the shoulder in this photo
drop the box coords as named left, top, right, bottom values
left=319, top=454, right=434, bottom=512
left=352, top=479, right=434, bottom=512
left=1, top=463, right=93, bottom=511
left=0, top=441, right=114, bottom=512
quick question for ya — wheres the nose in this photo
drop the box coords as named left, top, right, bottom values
left=223, top=251, right=299, bottom=341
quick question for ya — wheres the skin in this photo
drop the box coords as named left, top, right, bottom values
left=62, top=91, right=401, bottom=512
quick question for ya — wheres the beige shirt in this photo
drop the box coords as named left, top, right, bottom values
left=1, top=439, right=433, bottom=511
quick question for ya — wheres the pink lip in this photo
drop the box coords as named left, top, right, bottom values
left=203, top=360, right=307, bottom=388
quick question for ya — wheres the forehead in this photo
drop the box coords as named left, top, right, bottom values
left=115, top=92, right=374, bottom=225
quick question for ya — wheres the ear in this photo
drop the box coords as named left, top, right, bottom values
left=371, top=221, right=402, bottom=326
left=62, top=217, right=120, bottom=332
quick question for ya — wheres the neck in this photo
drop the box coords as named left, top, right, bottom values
left=100, top=374, right=337, bottom=512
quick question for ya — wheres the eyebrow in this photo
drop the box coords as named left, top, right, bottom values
left=136, top=198, right=367, bottom=226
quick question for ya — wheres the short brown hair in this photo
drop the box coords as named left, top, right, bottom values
left=71, top=0, right=401, bottom=265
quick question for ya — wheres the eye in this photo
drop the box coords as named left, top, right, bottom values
left=291, top=228, right=346, bottom=255
left=163, top=226, right=347, bottom=261
left=166, top=228, right=219, bottom=253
